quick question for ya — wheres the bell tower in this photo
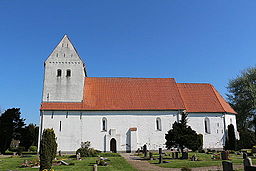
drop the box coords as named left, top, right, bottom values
left=42, top=35, right=86, bottom=102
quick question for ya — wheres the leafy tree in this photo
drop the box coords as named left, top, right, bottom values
left=165, top=112, right=203, bottom=153
left=237, top=128, right=256, bottom=149
left=39, top=128, right=57, bottom=171
left=224, top=124, right=237, bottom=150
left=227, top=67, right=256, bottom=132
left=0, top=108, right=25, bottom=154
left=20, top=124, right=39, bottom=150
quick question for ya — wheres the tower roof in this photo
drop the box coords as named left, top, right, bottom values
left=45, top=35, right=85, bottom=63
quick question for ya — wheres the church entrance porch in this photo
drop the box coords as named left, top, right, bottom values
left=110, top=138, right=117, bottom=153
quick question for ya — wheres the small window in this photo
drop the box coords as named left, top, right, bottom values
left=57, top=69, right=62, bottom=77
left=102, top=117, right=107, bottom=131
left=217, top=123, right=219, bottom=127
left=59, top=121, right=62, bottom=132
left=66, top=69, right=71, bottom=77
left=156, top=117, right=162, bottom=131
left=204, top=117, right=211, bottom=134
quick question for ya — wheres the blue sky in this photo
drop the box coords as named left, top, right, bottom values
left=1, top=1, right=256, bottom=124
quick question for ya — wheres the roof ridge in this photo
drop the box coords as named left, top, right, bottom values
left=85, top=77, right=174, bottom=79
left=209, top=84, right=226, bottom=113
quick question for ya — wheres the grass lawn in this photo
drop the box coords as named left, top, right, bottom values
left=0, top=153, right=138, bottom=171
left=147, top=152, right=256, bottom=168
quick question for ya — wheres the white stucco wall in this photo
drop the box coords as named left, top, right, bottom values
left=40, top=110, right=178, bottom=152
left=39, top=110, right=238, bottom=152
left=42, top=36, right=86, bottom=102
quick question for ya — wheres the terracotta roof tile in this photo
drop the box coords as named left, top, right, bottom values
left=177, top=83, right=237, bottom=114
left=41, top=77, right=185, bottom=111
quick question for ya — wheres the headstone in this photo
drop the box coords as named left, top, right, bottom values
left=159, top=148, right=163, bottom=164
left=60, top=160, right=69, bottom=165
left=172, top=152, right=175, bottom=159
left=221, top=151, right=229, bottom=160
left=243, top=152, right=248, bottom=159
left=182, top=152, right=188, bottom=159
left=222, top=161, right=233, bottom=171
left=143, top=144, right=147, bottom=158
left=175, top=152, right=179, bottom=159
left=244, top=157, right=252, bottom=171
left=245, top=166, right=256, bottom=171
left=191, top=155, right=197, bottom=161
left=149, top=152, right=153, bottom=160
left=93, top=164, right=98, bottom=171
left=76, top=152, right=81, bottom=160
left=252, top=146, right=256, bottom=153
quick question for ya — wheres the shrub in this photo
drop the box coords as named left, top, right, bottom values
left=76, top=141, right=98, bottom=157
left=29, top=146, right=37, bottom=152
left=17, top=146, right=25, bottom=155
left=76, top=147, right=97, bottom=157
left=181, top=167, right=192, bottom=171
left=39, top=129, right=57, bottom=171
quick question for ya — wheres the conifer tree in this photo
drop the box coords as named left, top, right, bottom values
left=224, top=124, right=237, bottom=150
left=165, top=112, right=203, bottom=153
left=39, top=128, right=57, bottom=171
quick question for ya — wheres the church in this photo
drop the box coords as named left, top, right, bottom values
left=39, top=35, right=238, bottom=153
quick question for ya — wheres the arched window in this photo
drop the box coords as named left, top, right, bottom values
left=204, top=117, right=211, bottom=134
left=156, top=117, right=162, bottom=131
left=57, top=69, right=62, bottom=77
left=102, top=117, right=107, bottom=131
left=66, top=69, right=71, bottom=77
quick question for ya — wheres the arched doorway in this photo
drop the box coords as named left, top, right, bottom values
left=110, top=138, right=117, bottom=153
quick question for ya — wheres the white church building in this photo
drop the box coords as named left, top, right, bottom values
left=39, top=35, right=237, bottom=153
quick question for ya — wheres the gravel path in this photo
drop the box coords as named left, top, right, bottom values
left=120, top=153, right=244, bottom=171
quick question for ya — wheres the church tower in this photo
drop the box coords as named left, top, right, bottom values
left=42, top=35, right=86, bottom=102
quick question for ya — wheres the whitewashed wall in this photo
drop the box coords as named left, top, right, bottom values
left=40, top=110, right=178, bottom=152
left=39, top=111, right=238, bottom=152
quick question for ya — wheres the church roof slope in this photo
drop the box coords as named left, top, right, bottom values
left=41, top=77, right=186, bottom=111
left=177, top=83, right=237, bottom=114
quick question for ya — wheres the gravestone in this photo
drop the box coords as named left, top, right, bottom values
left=149, top=152, right=153, bottom=160
left=159, top=148, right=163, bottom=164
left=191, top=154, right=198, bottom=161
left=244, top=157, right=252, bottom=171
left=93, top=164, right=98, bottom=171
left=76, top=152, right=81, bottom=160
left=221, top=151, right=229, bottom=160
left=182, top=152, right=188, bottom=159
left=243, top=152, right=248, bottom=159
left=143, top=144, right=147, bottom=158
left=175, top=152, right=179, bottom=159
left=172, top=152, right=175, bottom=159
left=222, top=161, right=233, bottom=171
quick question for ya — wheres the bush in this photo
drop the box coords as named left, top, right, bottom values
left=29, top=146, right=37, bottom=152
left=39, top=129, right=57, bottom=171
left=17, top=146, right=25, bottom=155
left=76, top=147, right=97, bottom=157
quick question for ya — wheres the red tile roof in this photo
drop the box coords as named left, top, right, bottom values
left=41, top=77, right=185, bottom=111
left=177, top=83, right=236, bottom=114
left=41, top=77, right=236, bottom=114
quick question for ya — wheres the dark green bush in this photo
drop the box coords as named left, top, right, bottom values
left=29, top=146, right=37, bottom=152
left=76, top=147, right=97, bottom=157
left=17, top=146, right=25, bottom=155
left=39, top=128, right=57, bottom=171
